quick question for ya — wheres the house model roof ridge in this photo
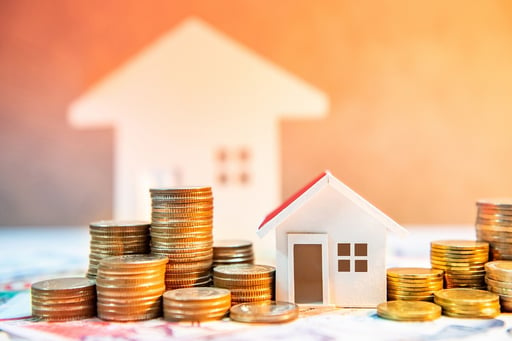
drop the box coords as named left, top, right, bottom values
left=257, top=170, right=407, bottom=237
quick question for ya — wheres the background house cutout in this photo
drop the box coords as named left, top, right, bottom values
left=258, top=171, right=407, bottom=307
left=67, top=17, right=329, bottom=264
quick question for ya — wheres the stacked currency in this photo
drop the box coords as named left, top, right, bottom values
left=31, top=277, right=96, bottom=321
left=87, top=220, right=150, bottom=279
left=150, top=187, right=214, bottom=289
left=386, top=267, right=444, bottom=301
left=230, top=301, right=299, bottom=323
left=430, top=240, right=488, bottom=289
left=377, top=301, right=441, bottom=321
left=163, top=287, right=231, bottom=321
left=213, top=240, right=254, bottom=267
left=434, top=288, right=500, bottom=318
left=485, top=261, right=512, bottom=311
left=476, top=199, right=512, bottom=260
left=96, top=255, right=167, bottom=321
left=213, top=264, right=275, bottom=305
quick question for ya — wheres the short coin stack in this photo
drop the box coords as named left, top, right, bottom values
left=87, top=220, right=150, bottom=279
left=377, top=301, right=441, bottom=321
left=230, top=301, right=299, bottom=323
left=485, top=261, right=512, bottom=311
left=150, top=187, right=214, bottom=289
left=476, top=199, right=512, bottom=260
left=163, top=287, right=231, bottom=321
left=430, top=240, right=488, bottom=289
left=213, top=264, right=275, bottom=305
left=31, top=277, right=96, bottom=321
left=213, top=240, right=254, bottom=267
left=386, top=267, right=444, bottom=301
left=434, top=288, right=500, bottom=318
left=96, top=255, right=167, bottom=321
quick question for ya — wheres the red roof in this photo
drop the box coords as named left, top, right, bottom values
left=258, top=171, right=328, bottom=230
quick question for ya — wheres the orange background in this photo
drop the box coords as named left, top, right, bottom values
left=2, top=0, right=512, bottom=226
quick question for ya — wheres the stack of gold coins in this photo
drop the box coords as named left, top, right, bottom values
left=163, top=287, right=231, bottom=321
left=485, top=261, right=512, bottom=311
left=430, top=240, right=488, bottom=289
left=213, top=264, right=275, bottom=305
left=31, top=277, right=96, bottom=321
left=434, top=288, right=500, bottom=318
left=96, top=255, right=167, bottom=321
left=87, top=220, right=150, bottom=279
left=476, top=199, right=512, bottom=260
left=213, top=240, right=254, bottom=267
left=386, top=267, right=444, bottom=301
left=150, top=187, right=213, bottom=289
left=230, top=301, right=299, bottom=323
left=377, top=301, right=442, bottom=321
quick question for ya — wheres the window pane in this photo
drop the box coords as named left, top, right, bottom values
left=355, top=243, right=367, bottom=256
left=337, top=243, right=350, bottom=256
left=338, top=259, right=350, bottom=272
left=355, top=260, right=368, bottom=272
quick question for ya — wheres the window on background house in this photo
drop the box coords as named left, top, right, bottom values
left=215, top=147, right=251, bottom=186
left=337, top=243, right=368, bottom=273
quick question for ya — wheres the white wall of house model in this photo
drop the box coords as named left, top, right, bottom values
left=68, top=17, right=329, bottom=264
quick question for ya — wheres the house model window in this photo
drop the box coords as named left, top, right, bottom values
left=337, top=243, right=368, bottom=273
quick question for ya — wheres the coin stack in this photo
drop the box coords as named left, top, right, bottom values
left=31, top=277, right=96, bottom=321
left=430, top=240, right=488, bottom=289
left=213, top=264, right=275, bottom=305
left=96, top=255, right=168, bottom=321
left=476, top=199, right=512, bottom=260
left=150, top=187, right=214, bottom=290
left=377, top=301, right=441, bottom=321
left=230, top=301, right=299, bottom=323
left=485, top=261, right=512, bottom=311
left=386, top=267, right=444, bottom=301
left=213, top=240, right=254, bottom=267
left=434, top=288, right=500, bottom=318
left=87, top=220, right=151, bottom=279
left=163, top=287, right=231, bottom=321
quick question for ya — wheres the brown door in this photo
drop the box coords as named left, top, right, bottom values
left=293, top=243, right=323, bottom=304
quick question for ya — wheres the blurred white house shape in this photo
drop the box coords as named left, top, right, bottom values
left=67, top=17, right=329, bottom=264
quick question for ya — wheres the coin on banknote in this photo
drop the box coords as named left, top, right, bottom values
left=229, top=301, right=299, bottom=323
left=377, top=300, right=441, bottom=321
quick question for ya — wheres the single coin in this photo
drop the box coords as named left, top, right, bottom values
left=387, top=268, right=443, bottom=279
left=434, top=288, right=499, bottom=304
left=229, top=301, right=299, bottom=323
left=31, top=277, right=96, bottom=292
left=431, top=240, right=489, bottom=251
left=213, top=264, right=275, bottom=279
left=377, top=300, right=441, bottom=321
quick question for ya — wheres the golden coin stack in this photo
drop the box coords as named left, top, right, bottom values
left=96, top=254, right=168, bottom=321
left=430, top=240, right=488, bottom=289
left=213, top=264, right=275, bottom=305
left=150, top=187, right=213, bottom=290
left=434, top=288, right=500, bottom=318
left=213, top=240, right=254, bottom=267
left=377, top=301, right=442, bottom=321
left=485, top=261, right=512, bottom=311
left=87, top=220, right=150, bottom=279
left=31, top=277, right=96, bottom=321
left=476, top=199, right=512, bottom=260
left=163, top=287, right=231, bottom=321
left=230, top=301, right=299, bottom=323
left=386, top=267, right=444, bottom=301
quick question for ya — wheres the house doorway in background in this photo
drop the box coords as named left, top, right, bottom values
left=287, top=233, right=329, bottom=305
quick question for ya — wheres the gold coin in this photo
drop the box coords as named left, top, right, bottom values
left=229, top=301, right=298, bottom=323
left=434, top=288, right=499, bottom=305
left=431, top=240, right=489, bottom=251
left=377, top=301, right=441, bottom=321
left=31, top=277, right=95, bottom=292
left=213, top=264, right=275, bottom=279
left=386, top=267, right=443, bottom=279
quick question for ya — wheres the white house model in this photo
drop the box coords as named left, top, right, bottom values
left=67, top=17, right=328, bottom=264
left=257, top=171, right=407, bottom=307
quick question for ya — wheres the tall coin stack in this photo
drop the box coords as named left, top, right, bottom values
left=485, top=261, right=512, bottom=312
left=213, top=240, right=254, bottom=267
left=163, top=287, right=231, bottom=321
left=150, top=187, right=214, bottom=290
left=213, top=264, right=275, bottom=305
left=87, top=220, right=151, bottom=279
left=476, top=199, right=512, bottom=260
left=31, top=277, right=96, bottom=321
left=434, top=288, right=500, bottom=318
left=386, top=267, right=444, bottom=301
left=96, top=255, right=167, bottom=321
left=430, top=240, right=488, bottom=289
